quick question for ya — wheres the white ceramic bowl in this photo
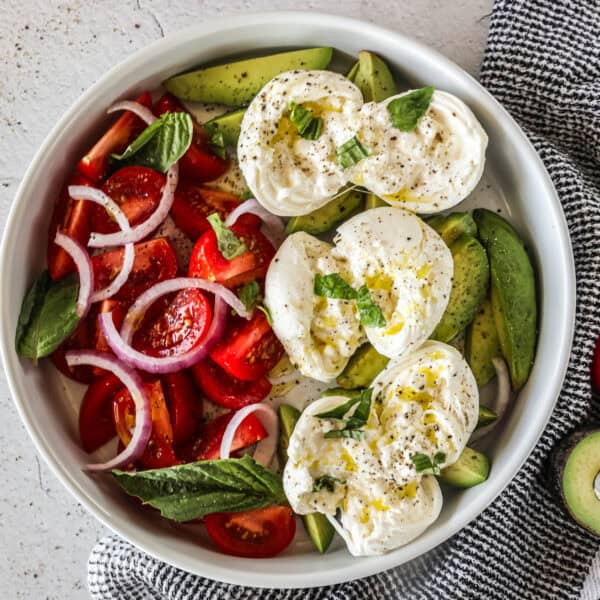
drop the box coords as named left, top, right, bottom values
left=0, top=11, right=575, bottom=589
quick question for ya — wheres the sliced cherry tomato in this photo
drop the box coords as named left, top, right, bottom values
left=154, top=93, right=228, bottom=182
left=592, top=335, right=600, bottom=395
left=210, top=312, right=284, bottom=382
left=92, top=237, right=178, bottom=303
left=77, top=91, right=153, bottom=183
left=132, top=288, right=212, bottom=358
left=92, top=300, right=128, bottom=377
left=188, top=216, right=275, bottom=288
left=91, top=166, right=165, bottom=234
left=181, top=411, right=268, bottom=461
left=47, top=173, right=95, bottom=281
left=204, top=506, right=296, bottom=558
left=51, top=305, right=98, bottom=383
left=79, top=374, right=123, bottom=453
left=113, top=379, right=178, bottom=469
left=192, top=358, right=272, bottom=409
left=171, top=180, right=241, bottom=240
left=162, top=371, right=203, bottom=446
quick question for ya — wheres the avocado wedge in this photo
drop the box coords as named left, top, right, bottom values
left=278, top=404, right=335, bottom=553
left=336, top=343, right=390, bottom=389
left=477, top=405, right=498, bottom=429
left=431, top=234, right=489, bottom=343
left=365, top=192, right=387, bottom=209
left=426, top=212, right=478, bottom=246
left=474, top=209, right=537, bottom=391
left=347, top=50, right=398, bottom=102
left=552, top=428, right=600, bottom=536
left=204, top=108, right=246, bottom=148
left=164, top=47, right=334, bottom=105
left=439, top=447, right=490, bottom=488
left=465, top=297, right=502, bottom=387
left=285, top=187, right=364, bottom=235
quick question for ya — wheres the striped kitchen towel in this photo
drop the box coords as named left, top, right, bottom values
left=88, top=1, right=600, bottom=598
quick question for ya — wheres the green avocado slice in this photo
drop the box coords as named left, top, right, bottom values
left=439, top=447, right=490, bottom=488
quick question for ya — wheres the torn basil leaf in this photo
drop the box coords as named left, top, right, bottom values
left=313, top=273, right=357, bottom=300
left=207, top=213, right=248, bottom=260
left=289, top=102, right=323, bottom=140
left=411, top=451, right=446, bottom=476
left=356, top=285, right=386, bottom=328
left=313, top=475, right=346, bottom=493
left=387, top=86, right=434, bottom=132
left=337, top=136, right=370, bottom=169
left=238, top=280, right=261, bottom=311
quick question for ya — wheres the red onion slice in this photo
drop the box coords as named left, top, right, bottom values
left=225, top=198, right=285, bottom=248
left=68, top=185, right=134, bottom=303
left=219, top=403, right=278, bottom=467
left=65, top=351, right=151, bottom=471
left=470, top=357, right=511, bottom=443
left=53, top=232, right=94, bottom=318
left=100, top=295, right=228, bottom=374
left=88, top=163, right=179, bottom=248
left=107, top=100, right=156, bottom=126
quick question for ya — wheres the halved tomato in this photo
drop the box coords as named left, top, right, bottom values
left=92, top=166, right=165, bottom=234
left=171, top=180, right=241, bottom=240
left=192, top=358, right=272, bottom=409
left=204, top=506, right=296, bottom=558
left=162, top=371, right=203, bottom=446
left=51, top=305, right=98, bottom=383
left=132, top=288, right=212, bottom=357
left=113, top=379, right=178, bottom=469
left=92, top=237, right=178, bottom=303
left=47, top=173, right=94, bottom=281
left=79, top=373, right=123, bottom=453
left=188, top=215, right=275, bottom=288
left=180, top=411, right=268, bottom=461
left=210, top=311, right=284, bottom=381
left=77, top=91, right=153, bottom=183
left=154, top=94, right=228, bottom=182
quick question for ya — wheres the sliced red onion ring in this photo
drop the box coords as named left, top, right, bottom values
left=68, top=185, right=134, bottom=303
left=54, top=231, right=93, bottom=318
left=100, top=295, right=228, bottom=374
left=219, top=403, right=278, bottom=467
left=471, top=357, right=511, bottom=443
left=88, top=163, right=179, bottom=248
left=225, top=198, right=285, bottom=248
left=107, top=100, right=156, bottom=126
left=65, top=351, right=151, bottom=471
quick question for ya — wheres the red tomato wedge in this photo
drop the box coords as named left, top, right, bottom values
left=154, top=94, right=228, bottom=182
left=171, top=180, right=241, bottom=240
left=92, top=166, right=165, bottom=235
left=210, top=312, right=284, bottom=381
left=113, top=379, right=179, bottom=469
left=204, top=506, right=296, bottom=558
left=79, top=374, right=123, bottom=453
left=77, top=91, right=153, bottom=183
left=47, top=173, right=95, bottom=281
left=181, top=411, right=268, bottom=461
left=92, top=237, right=178, bottom=303
left=51, top=305, right=98, bottom=384
left=188, top=216, right=275, bottom=288
left=192, top=358, right=272, bottom=409
left=92, top=300, right=128, bottom=378
left=132, top=288, right=212, bottom=358
left=162, top=371, right=203, bottom=446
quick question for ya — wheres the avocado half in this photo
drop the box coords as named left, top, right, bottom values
left=552, top=427, right=600, bottom=536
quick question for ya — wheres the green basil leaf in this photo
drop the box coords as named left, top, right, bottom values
left=209, top=130, right=227, bottom=160
left=313, top=475, right=346, bottom=493
left=207, top=213, right=248, bottom=260
left=315, top=395, right=362, bottom=420
left=289, top=102, right=323, bottom=140
left=324, top=429, right=365, bottom=440
left=112, top=112, right=193, bottom=173
left=112, top=455, right=287, bottom=522
left=387, top=86, right=434, bottom=132
left=337, top=136, right=370, bottom=169
left=411, top=451, right=446, bottom=476
left=356, top=285, right=386, bottom=328
left=344, top=388, right=373, bottom=429
left=238, top=280, right=261, bottom=312
left=16, top=272, right=80, bottom=360
left=314, top=273, right=357, bottom=300
left=240, top=189, right=254, bottom=200
left=257, top=304, right=273, bottom=326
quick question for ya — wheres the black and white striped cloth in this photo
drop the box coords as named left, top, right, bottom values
left=88, top=1, right=600, bottom=598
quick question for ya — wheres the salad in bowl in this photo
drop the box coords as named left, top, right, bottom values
left=14, top=46, right=537, bottom=559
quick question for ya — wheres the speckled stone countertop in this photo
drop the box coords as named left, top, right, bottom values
left=0, top=1, right=491, bottom=597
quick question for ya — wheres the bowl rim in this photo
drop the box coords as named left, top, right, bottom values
left=0, top=10, right=575, bottom=589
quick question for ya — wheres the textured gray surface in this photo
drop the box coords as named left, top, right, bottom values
left=0, top=1, right=491, bottom=597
